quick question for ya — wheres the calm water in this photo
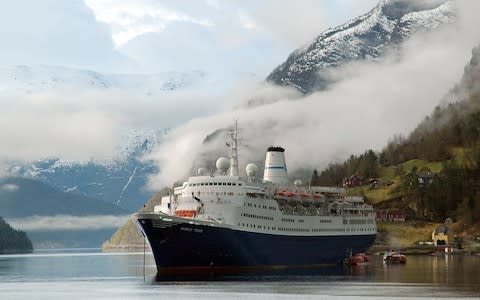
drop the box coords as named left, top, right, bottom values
left=0, top=249, right=479, bottom=299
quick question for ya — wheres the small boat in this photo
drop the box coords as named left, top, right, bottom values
left=348, top=253, right=369, bottom=266
left=383, top=251, right=406, bottom=264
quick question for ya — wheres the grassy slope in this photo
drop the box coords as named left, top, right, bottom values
left=376, top=221, right=438, bottom=246
left=346, top=159, right=448, bottom=246
left=347, top=159, right=445, bottom=204
left=349, top=155, right=480, bottom=247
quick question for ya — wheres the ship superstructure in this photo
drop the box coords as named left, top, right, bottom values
left=135, top=123, right=376, bottom=272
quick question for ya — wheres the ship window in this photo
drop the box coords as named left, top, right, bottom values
left=223, top=183, right=226, bottom=185
left=214, top=183, right=217, bottom=185
left=228, top=183, right=232, bottom=186
left=233, top=183, right=237, bottom=186
left=209, top=183, right=213, bottom=185
left=239, top=183, right=242, bottom=186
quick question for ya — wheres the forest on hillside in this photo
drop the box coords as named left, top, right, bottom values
left=312, top=46, right=480, bottom=223
left=0, top=216, right=33, bottom=253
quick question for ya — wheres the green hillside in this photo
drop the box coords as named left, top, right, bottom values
left=312, top=46, right=480, bottom=244
left=0, top=216, right=33, bottom=254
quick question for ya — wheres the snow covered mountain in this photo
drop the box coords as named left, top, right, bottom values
left=267, top=0, right=455, bottom=93
left=0, top=64, right=208, bottom=212
left=0, top=64, right=206, bottom=95
left=5, top=128, right=165, bottom=212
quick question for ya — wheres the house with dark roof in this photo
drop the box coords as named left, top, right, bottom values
left=432, top=225, right=454, bottom=246
left=418, top=171, right=434, bottom=186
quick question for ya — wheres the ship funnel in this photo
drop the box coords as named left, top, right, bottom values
left=263, top=146, right=289, bottom=186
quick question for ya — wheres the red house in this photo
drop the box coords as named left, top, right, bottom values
left=343, top=175, right=363, bottom=187
left=376, top=210, right=406, bottom=222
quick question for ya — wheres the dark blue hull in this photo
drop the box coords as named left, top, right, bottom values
left=136, top=215, right=376, bottom=272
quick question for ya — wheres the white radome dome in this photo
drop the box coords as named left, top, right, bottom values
left=293, top=179, right=303, bottom=187
left=246, top=163, right=258, bottom=177
left=197, top=168, right=208, bottom=175
left=216, top=157, right=230, bottom=172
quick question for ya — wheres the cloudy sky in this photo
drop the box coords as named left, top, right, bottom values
left=1, top=0, right=480, bottom=188
left=0, top=0, right=377, bottom=75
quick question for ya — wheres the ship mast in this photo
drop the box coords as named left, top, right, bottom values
left=229, top=121, right=239, bottom=177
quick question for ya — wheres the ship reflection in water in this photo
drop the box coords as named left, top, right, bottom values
left=154, top=264, right=350, bottom=282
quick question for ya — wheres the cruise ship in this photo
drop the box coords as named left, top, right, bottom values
left=135, top=123, right=377, bottom=273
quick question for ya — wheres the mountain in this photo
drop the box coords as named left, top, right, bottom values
left=267, top=0, right=455, bottom=93
left=5, top=128, right=165, bottom=212
left=0, top=216, right=33, bottom=254
left=0, top=64, right=206, bottom=95
left=0, top=177, right=127, bottom=217
left=0, top=177, right=130, bottom=248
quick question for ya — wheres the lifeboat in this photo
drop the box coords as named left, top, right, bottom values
left=276, top=190, right=287, bottom=197
left=300, top=192, right=311, bottom=198
left=348, top=253, right=369, bottom=266
left=175, top=210, right=196, bottom=218
left=313, top=193, right=322, bottom=199
left=287, top=191, right=297, bottom=197
left=383, top=251, right=407, bottom=264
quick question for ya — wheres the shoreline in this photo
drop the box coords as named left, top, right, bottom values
left=101, top=243, right=480, bottom=256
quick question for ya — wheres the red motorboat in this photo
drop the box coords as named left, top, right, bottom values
left=347, top=253, right=369, bottom=266
left=350, top=253, right=369, bottom=265
left=383, top=251, right=407, bottom=264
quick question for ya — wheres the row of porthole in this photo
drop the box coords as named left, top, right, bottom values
left=189, top=191, right=244, bottom=196
left=244, top=203, right=277, bottom=210
left=238, top=224, right=353, bottom=233
left=346, top=228, right=375, bottom=231
left=238, top=223, right=276, bottom=230
left=278, top=227, right=310, bottom=232
left=311, top=228, right=344, bottom=232
left=241, top=213, right=274, bottom=221
left=188, top=182, right=242, bottom=187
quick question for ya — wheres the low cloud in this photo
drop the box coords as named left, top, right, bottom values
left=1, top=183, right=19, bottom=192
left=0, top=86, right=221, bottom=162
left=6, top=215, right=132, bottom=231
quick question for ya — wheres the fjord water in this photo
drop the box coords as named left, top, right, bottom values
left=0, top=249, right=479, bottom=299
